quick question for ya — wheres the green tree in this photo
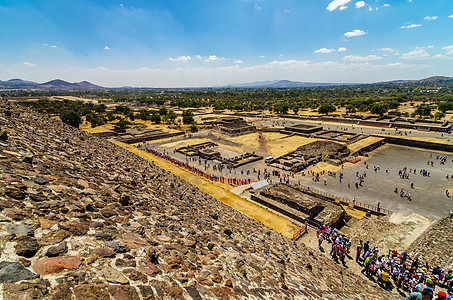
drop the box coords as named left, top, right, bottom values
left=414, top=105, right=431, bottom=118
left=159, top=107, right=168, bottom=116
left=318, top=103, right=336, bottom=115
left=116, top=118, right=132, bottom=128
left=60, top=111, right=82, bottom=128
left=434, top=111, right=445, bottom=120
left=166, top=110, right=177, bottom=123
left=345, top=104, right=356, bottom=114
left=369, top=103, right=389, bottom=117
left=437, top=102, right=453, bottom=113
left=182, top=110, right=194, bottom=125
left=126, top=110, right=135, bottom=121
left=150, top=113, right=161, bottom=124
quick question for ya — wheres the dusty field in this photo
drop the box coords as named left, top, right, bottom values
left=49, top=96, right=113, bottom=105
left=212, top=132, right=318, bottom=157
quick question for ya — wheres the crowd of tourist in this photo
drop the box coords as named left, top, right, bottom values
left=315, top=224, right=453, bottom=299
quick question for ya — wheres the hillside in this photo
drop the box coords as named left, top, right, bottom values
left=0, top=99, right=392, bottom=299
left=0, top=79, right=102, bottom=90
left=39, top=79, right=102, bottom=90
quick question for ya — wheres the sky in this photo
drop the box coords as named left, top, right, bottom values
left=0, top=0, right=452, bottom=87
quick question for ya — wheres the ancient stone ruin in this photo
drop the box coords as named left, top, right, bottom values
left=176, top=141, right=262, bottom=167
left=269, top=140, right=351, bottom=171
left=213, top=117, right=256, bottom=136
left=251, top=183, right=346, bottom=227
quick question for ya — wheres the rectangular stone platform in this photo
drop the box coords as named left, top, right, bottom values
left=252, top=183, right=345, bottom=227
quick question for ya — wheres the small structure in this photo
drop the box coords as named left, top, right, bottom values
left=269, top=140, right=351, bottom=171
left=176, top=141, right=262, bottom=167
left=176, top=142, right=218, bottom=157
left=284, top=124, right=323, bottom=135
left=251, top=183, right=345, bottom=227
left=214, top=117, right=256, bottom=136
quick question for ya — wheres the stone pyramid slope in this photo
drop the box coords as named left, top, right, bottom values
left=0, top=100, right=391, bottom=299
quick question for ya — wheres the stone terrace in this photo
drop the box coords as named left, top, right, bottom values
left=0, top=100, right=392, bottom=299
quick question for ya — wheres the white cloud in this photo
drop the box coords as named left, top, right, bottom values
left=104, top=46, right=111, bottom=50
left=234, top=60, right=244, bottom=64
left=169, top=56, right=192, bottom=63
left=449, top=15, right=453, bottom=18
left=401, top=49, right=430, bottom=60
left=424, top=16, right=438, bottom=20
left=442, top=45, right=453, bottom=55
left=343, top=55, right=382, bottom=62
left=400, top=24, right=422, bottom=29
left=43, top=43, right=57, bottom=48
left=283, top=9, right=290, bottom=14
left=195, top=55, right=226, bottom=62
left=260, top=55, right=265, bottom=58
left=339, top=6, right=347, bottom=10
left=314, top=48, right=335, bottom=54
left=254, top=4, right=261, bottom=10
left=344, top=29, right=367, bottom=37
left=383, top=4, right=390, bottom=7
left=327, top=0, right=351, bottom=11
left=355, top=1, right=366, bottom=8
left=338, top=47, right=348, bottom=52
left=433, top=54, right=447, bottom=59
left=23, top=62, right=36, bottom=67
left=380, top=48, right=395, bottom=52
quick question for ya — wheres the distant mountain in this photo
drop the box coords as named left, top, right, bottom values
left=377, top=76, right=453, bottom=86
left=417, top=76, right=453, bottom=83
left=39, top=79, right=102, bottom=90
left=226, top=80, right=352, bottom=88
left=0, top=79, right=39, bottom=89
left=0, top=79, right=103, bottom=90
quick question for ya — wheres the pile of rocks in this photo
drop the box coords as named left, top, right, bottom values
left=0, top=100, right=392, bottom=299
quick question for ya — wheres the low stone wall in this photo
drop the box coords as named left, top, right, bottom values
left=251, top=194, right=314, bottom=226
left=380, top=136, right=453, bottom=153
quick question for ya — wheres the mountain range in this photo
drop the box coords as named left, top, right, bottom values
left=0, top=76, right=452, bottom=90
left=0, top=79, right=103, bottom=90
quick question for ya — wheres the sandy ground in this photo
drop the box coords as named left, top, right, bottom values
left=113, top=141, right=298, bottom=238
left=211, top=132, right=319, bottom=157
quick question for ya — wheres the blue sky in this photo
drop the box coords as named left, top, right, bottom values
left=0, top=0, right=452, bottom=87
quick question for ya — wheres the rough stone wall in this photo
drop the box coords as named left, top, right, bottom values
left=0, top=100, right=392, bottom=299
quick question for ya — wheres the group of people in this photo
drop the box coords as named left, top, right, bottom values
left=316, top=224, right=352, bottom=266
left=315, top=224, right=453, bottom=299
left=358, top=241, right=452, bottom=299
left=395, top=187, right=413, bottom=201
